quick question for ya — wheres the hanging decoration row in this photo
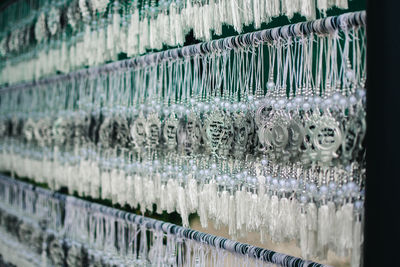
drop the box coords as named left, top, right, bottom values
left=0, top=11, right=365, bottom=266
left=0, top=175, right=328, bottom=267
left=0, top=0, right=350, bottom=85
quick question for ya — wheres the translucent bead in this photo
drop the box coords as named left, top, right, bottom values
left=267, top=81, right=275, bottom=90
left=286, top=101, right=294, bottom=111
left=302, top=102, right=311, bottom=111
left=323, top=98, right=332, bottom=108
left=294, top=96, right=304, bottom=105
left=313, top=96, right=322, bottom=105
left=346, top=69, right=355, bottom=80
left=320, top=185, right=328, bottom=195
left=354, top=200, right=364, bottom=212
left=332, top=92, right=342, bottom=101
left=339, top=97, right=348, bottom=107
left=356, top=88, right=366, bottom=99
left=232, top=103, right=239, bottom=111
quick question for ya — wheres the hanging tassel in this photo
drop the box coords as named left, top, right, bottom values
left=288, top=198, right=299, bottom=240
left=306, top=202, right=318, bottom=258
left=144, top=178, right=155, bottom=212
left=128, top=9, right=139, bottom=57
left=317, top=204, right=330, bottom=245
left=208, top=180, right=218, bottom=219
left=219, top=190, right=230, bottom=226
left=269, top=195, right=280, bottom=242
left=301, top=0, right=316, bottom=20
left=317, top=0, right=329, bottom=16
left=337, top=0, right=349, bottom=9
left=110, top=168, right=119, bottom=204
left=126, top=175, right=134, bottom=207
left=198, top=189, right=208, bottom=228
left=351, top=218, right=363, bottom=267
left=134, top=175, right=143, bottom=210
left=177, top=185, right=189, bottom=227
left=166, top=178, right=177, bottom=213
left=187, top=178, right=198, bottom=213
left=253, top=0, right=261, bottom=28
left=299, top=210, right=308, bottom=259
left=317, top=204, right=330, bottom=259
left=231, top=0, right=243, bottom=33
left=341, top=203, right=354, bottom=255
left=248, top=193, right=260, bottom=231
left=278, top=197, right=290, bottom=241
left=160, top=184, right=167, bottom=212
left=228, top=194, right=236, bottom=237
left=117, top=170, right=127, bottom=206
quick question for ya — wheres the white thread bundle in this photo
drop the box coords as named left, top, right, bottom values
left=1, top=0, right=350, bottom=85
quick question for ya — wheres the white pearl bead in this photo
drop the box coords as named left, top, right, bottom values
left=248, top=95, right=254, bottom=101
left=357, top=88, right=366, bottom=99
left=300, top=195, right=307, bottom=203
left=190, top=98, right=196, bottom=105
left=232, top=103, right=239, bottom=111
left=313, top=96, right=322, bottom=105
left=320, top=185, right=328, bottom=194
left=278, top=98, right=286, bottom=106
left=323, top=98, right=332, bottom=107
left=214, top=97, right=221, bottom=103
left=302, top=102, right=311, bottom=111
left=294, top=96, right=304, bottom=104
left=349, top=95, right=357, bottom=105
left=339, top=97, right=348, bottom=107
left=346, top=69, right=355, bottom=80
left=267, top=81, right=275, bottom=90
left=240, top=103, right=247, bottom=111
left=333, top=93, right=341, bottom=101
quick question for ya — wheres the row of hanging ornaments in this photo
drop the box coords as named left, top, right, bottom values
left=0, top=0, right=350, bottom=84
left=0, top=177, right=304, bottom=267
left=0, top=11, right=365, bottom=264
